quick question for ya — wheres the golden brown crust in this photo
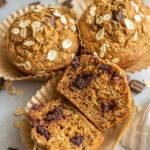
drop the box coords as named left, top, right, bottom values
left=57, top=55, right=132, bottom=131
left=78, top=0, right=150, bottom=68
left=6, top=6, right=79, bottom=75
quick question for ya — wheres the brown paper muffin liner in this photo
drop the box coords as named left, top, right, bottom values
left=71, top=0, right=150, bottom=73
left=20, top=72, right=135, bottom=150
left=0, top=4, right=77, bottom=82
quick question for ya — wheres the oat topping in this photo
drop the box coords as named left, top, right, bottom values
left=103, top=14, right=111, bottom=21
left=71, top=53, right=75, bottom=59
left=37, top=70, right=45, bottom=74
left=86, top=15, right=93, bottom=24
left=14, top=107, right=24, bottom=116
left=96, top=28, right=105, bottom=40
left=146, top=16, right=150, bottom=22
left=33, top=9, right=42, bottom=13
left=69, top=18, right=75, bottom=24
left=112, top=58, right=120, bottom=63
left=134, top=15, right=141, bottom=22
left=64, top=25, right=68, bottom=29
left=131, top=1, right=139, bottom=12
left=93, top=52, right=98, bottom=56
left=53, top=11, right=61, bottom=17
left=96, top=16, right=103, bottom=24
left=71, top=24, right=76, bottom=32
left=32, top=21, right=41, bottom=29
left=62, top=39, right=72, bottom=49
left=60, top=16, right=67, bottom=24
left=134, top=32, right=138, bottom=41
left=24, top=61, right=31, bottom=70
left=47, top=50, right=57, bottom=61
left=20, top=28, right=27, bottom=37
left=124, top=19, right=134, bottom=30
left=89, top=5, right=96, bottom=17
left=24, top=41, right=35, bottom=46
left=14, top=121, right=20, bottom=129
left=19, top=20, right=31, bottom=28
left=100, top=43, right=109, bottom=58
left=139, top=12, right=144, bottom=18
left=11, top=28, right=20, bottom=35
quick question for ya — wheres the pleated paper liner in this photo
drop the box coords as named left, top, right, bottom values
left=0, top=4, right=77, bottom=82
left=20, top=73, right=135, bottom=150
left=71, top=0, right=150, bottom=74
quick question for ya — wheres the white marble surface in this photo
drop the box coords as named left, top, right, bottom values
left=0, top=0, right=150, bottom=150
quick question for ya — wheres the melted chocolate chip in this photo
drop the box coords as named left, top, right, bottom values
left=30, top=117, right=42, bottom=127
left=31, top=104, right=44, bottom=110
left=70, top=135, right=84, bottom=146
left=71, top=57, right=80, bottom=69
left=73, top=74, right=94, bottom=90
left=99, top=64, right=111, bottom=71
left=36, top=125, right=50, bottom=140
left=45, top=106, right=66, bottom=122
left=7, top=148, right=18, bottom=150
left=0, top=77, right=5, bottom=91
left=129, top=80, right=146, bottom=93
left=101, top=101, right=117, bottom=113
left=62, top=0, right=73, bottom=8
left=0, top=0, right=7, bottom=8
left=112, top=10, right=125, bottom=22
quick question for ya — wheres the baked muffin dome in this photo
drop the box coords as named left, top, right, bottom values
left=6, top=7, right=79, bottom=75
left=78, top=0, right=150, bottom=68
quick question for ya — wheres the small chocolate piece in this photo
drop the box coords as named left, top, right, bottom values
left=45, top=105, right=66, bottom=122
left=73, top=74, right=94, bottom=90
left=129, top=80, right=146, bottom=93
left=7, top=148, right=18, bottom=150
left=43, top=16, right=55, bottom=26
left=99, top=64, right=111, bottom=71
left=70, top=135, right=84, bottom=146
left=101, top=101, right=117, bottom=113
left=30, top=117, right=42, bottom=127
left=31, top=104, right=44, bottom=110
left=0, top=77, right=5, bottom=91
left=71, top=57, right=80, bottom=69
left=112, top=10, right=125, bottom=22
left=29, top=1, right=40, bottom=6
left=36, top=125, right=50, bottom=140
left=62, top=0, right=73, bottom=8
left=0, top=0, right=7, bottom=8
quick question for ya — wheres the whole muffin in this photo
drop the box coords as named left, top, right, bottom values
left=78, top=0, right=150, bottom=68
left=6, top=6, right=79, bottom=75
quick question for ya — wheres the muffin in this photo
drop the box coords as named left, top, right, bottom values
left=78, top=0, right=150, bottom=68
left=6, top=6, right=79, bottom=75
left=57, top=55, right=133, bottom=131
left=29, top=98, right=104, bottom=150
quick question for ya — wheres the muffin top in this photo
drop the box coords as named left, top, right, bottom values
left=78, top=0, right=150, bottom=68
left=6, top=6, right=79, bottom=75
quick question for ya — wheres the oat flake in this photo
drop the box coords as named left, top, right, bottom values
left=103, top=14, right=111, bottom=21
left=14, top=107, right=24, bottom=116
left=19, top=20, right=31, bottom=28
left=62, top=39, right=72, bottom=49
left=47, top=50, right=57, bottom=61
left=93, top=52, right=98, bottom=56
left=60, top=16, right=67, bottom=24
left=139, top=12, right=144, bottom=18
left=20, top=28, right=27, bottom=37
left=24, top=61, right=31, bottom=70
left=134, top=32, right=138, bottom=41
left=89, top=5, right=96, bottom=17
left=71, top=53, right=75, bottom=59
left=134, top=15, right=141, bottom=22
left=14, top=121, right=20, bottom=129
left=124, top=19, right=134, bottom=30
left=33, top=9, right=42, bottom=13
left=112, top=58, right=120, bottom=63
left=131, top=1, right=139, bottom=12
left=96, top=16, right=103, bottom=24
left=24, top=41, right=35, bottom=46
left=100, top=43, right=109, bottom=58
left=53, top=11, right=61, bottom=17
left=147, top=16, right=150, bottom=22
left=69, top=19, right=75, bottom=24
left=96, top=28, right=105, bottom=40
left=136, top=104, right=142, bottom=113
left=71, top=24, right=76, bottom=32
left=32, top=21, right=41, bottom=29
left=11, top=28, right=20, bottom=35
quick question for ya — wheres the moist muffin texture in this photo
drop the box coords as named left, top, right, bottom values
left=78, top=0, right=150, bottom=68
left=57, top=55, right=133, bottom=131
left=6, top=7, right=79, bottom=75
left=29, top=98, right=103, bottom=150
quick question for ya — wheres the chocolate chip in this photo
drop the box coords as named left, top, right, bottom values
left=29, top=1, right=40, bottom=6
left=73, top=74, right=94, bottom=90
left=29, top=117, right=42, bottom=127
left=101, top=101, right=117, bottom=113
left=70, top=135, right=84, bottom=146
left=36, top=125, right=50, bottom=140
left=7, top=148, right=18, bottom=150
left=112, top=10, right=125, bottom=22
left=43, top=16, right=55, bottom=26
left=71, top=57, right=80, bottom=69
left=129, top=80, right=146, bottom=93
left=99, top=64, right=111, bottom=71
left=45, top=105, right=66, bottom=122
left=0, top=0, right=7, bottom=8
left=62, top=0, right=73, bottom=8
left=0, top=77, right=5, bottom=91
left=31, top=104, right=44, bottom=110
